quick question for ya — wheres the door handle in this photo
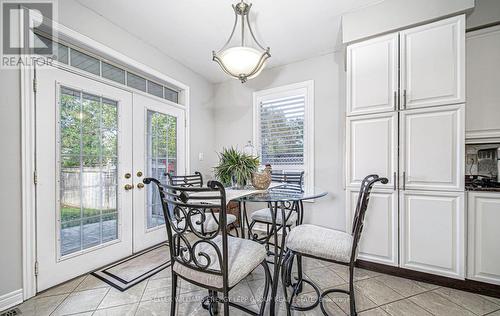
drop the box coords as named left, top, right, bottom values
left=393, top=91, right=397, bottom=111
left=124, top=184, right=134, bottom=190
left=402, top=171, right=406, bottom=190
left=393, top=172, right=397, bottom=191
left=137, top=183, right=145, bottom=189
left=403, top=90, right=407, bottom=109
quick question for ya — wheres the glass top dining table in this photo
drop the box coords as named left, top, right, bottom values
left=232, top=183, right=327, bottom=203
left=229, top=183, right=328, bottom=316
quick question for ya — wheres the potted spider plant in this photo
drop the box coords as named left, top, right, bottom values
left=214, top=147, right=259, bottom=188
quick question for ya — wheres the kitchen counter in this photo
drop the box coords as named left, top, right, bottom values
left=466, top=187, right=500, bottom=192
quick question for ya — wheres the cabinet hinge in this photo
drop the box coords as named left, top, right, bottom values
left=33, top=170, right=38, bottom=185
left=34, top=261, right=39, bottom=276
left=33, top=77, right=37, bottom=93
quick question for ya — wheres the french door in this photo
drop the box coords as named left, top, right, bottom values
left=36, top=66, right=185, bottom=291
left=132, top=93, right=185, bottom=252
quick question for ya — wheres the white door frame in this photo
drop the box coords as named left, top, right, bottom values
left=21, top=17, right=190, bottom=300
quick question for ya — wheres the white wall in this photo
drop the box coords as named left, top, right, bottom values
left=0, top=68, right=23, bottom=300
left=0, top=0, right=217, bottom=297
left=467, top=0, right=500, bottom=30
left=342, top=0, right=474, bottom=43
left=214, top=52, right=347, bottom=230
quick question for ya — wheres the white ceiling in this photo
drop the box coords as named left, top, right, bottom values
left=76, top=0, right=384, bottom=83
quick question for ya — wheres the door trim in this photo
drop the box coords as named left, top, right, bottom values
left=21, top=17, right=190, bottom=300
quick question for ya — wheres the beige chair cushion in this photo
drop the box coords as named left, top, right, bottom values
left=173, top=235, right=266, bottom=288
left=286, top=224, right=353, bottom=263
left=250, top=208, right=297, bottom=225
left=181, top=213, right=236, bottom=233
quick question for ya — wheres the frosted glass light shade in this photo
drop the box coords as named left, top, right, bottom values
left=218, top=46, right=267, bottom=79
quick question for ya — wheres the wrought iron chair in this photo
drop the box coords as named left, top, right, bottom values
left=144, top=178, right=272, bottom=315
left=281, top=174, right=388, bottom=316
left=247, top=171, right=305, bottom=251
left=167, top=172, right=238, bottom=236
left=167, top=171, right=204, bottom=187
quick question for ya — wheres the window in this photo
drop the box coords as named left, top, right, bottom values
left=127, top=72, right=147, bottom=92
left=147, top=80, right=164, bottom=98
left=102, top=62, right=126, bottom=84
left=253, top=81, right=314, bottom=191
left=34, top=34, right=181, bottom=104
left=70, top=50, right=100, bottom=75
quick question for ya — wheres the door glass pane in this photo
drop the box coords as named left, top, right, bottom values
left=146, top=110, right=177, bottom=229
left=59, top=86, right=119, bottom=257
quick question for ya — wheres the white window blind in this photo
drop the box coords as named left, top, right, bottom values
left=259, top=95, right=305, bottom=166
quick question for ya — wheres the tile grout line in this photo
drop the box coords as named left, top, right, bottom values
left=322, top=267, right=440, bottom=315
left=432, top=288, right=489, bottom=316
left=48, top=276, right=89, bottom=316
left=374, top=289, right=440, bottom=316
left=90, top=287, right=111, bottom=316
left=484, top=307, right=500, bottom=316
left=379, top=283, right=449, bottom=316
left=306, top=262, right=500, bottom=316
left=405, top=288, right=468, bottom=316
left=46, top=293, right=72, bottom=316
left=132, top=276, right=151, bottom=316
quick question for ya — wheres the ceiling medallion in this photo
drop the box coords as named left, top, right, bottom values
left=213, top=0, right=271, bottom=83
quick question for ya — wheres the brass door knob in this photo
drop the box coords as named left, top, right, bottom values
left=137, top=183, right=145, bottom=189
left=137, top=171, right=143, bottom=177
left=124, top=173, right=131, bottom=179
left=124, top=184, right=134, bottom=190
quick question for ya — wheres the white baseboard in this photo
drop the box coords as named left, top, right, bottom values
left=0, top=289, right=23, bottom=313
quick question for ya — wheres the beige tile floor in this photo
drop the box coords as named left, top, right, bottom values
left=10, top=257, right=500, bottom=316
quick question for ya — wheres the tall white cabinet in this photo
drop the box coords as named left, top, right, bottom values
left=467, top=192, right=500, bottom=285
left=400, top=104, right=464, bottom=192
left=465, top=25, right=500, bottom=139
left=345, top=15, right=466, bottom=279
left=346, top=33, right=399, bottom=116
left=400, top=190, right=465, bottom=279
left=346, top=189, right=398, bottom=266
left=346, top=112, right=398, bottom=189
left=400, top=17, right=465, bottom=109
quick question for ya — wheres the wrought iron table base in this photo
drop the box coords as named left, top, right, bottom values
left=240, top=201, right=296, bottom=316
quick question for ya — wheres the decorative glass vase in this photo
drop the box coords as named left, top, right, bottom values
left=231, top=175, right=246, bottom=190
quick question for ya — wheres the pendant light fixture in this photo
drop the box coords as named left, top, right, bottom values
left=213, top=0, right=271, bottom=83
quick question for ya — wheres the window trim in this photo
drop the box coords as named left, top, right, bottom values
left=253, top=80, right=315, bottom=192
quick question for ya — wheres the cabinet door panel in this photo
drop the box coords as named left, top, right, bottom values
left=346, top=112, right=398, bottom=189
left=400, top=15, right=465, bottom=109
left=347, top=33, right=399, bottom=116
left=400, top=104, right=464, bottom=191
left=468, top=192, right=500, bottom=285
left=466, top=25, right=500, bottom=139
left=346, top=189, right=398, bottom=266
left=400, top=191, right=465, bottom=279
